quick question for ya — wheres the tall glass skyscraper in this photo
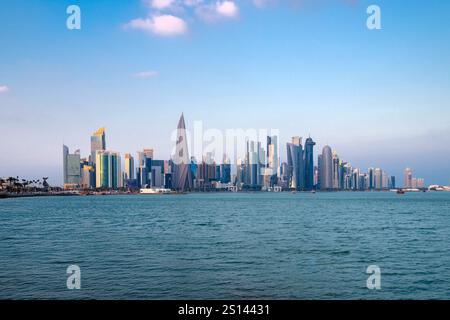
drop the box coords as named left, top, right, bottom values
left=124, top=153, right=134, bottom=180
left=304, top=137, right=315, bottom=190
left=320, top=145, right=333, bottom=190
left=266, top=135, right=279, bottom=187
left=245, top=140, right=262, bottom=188
left=287, top=136, right=305, bottom=191
left=332, top=151, right=340, bottom=190
left=63, top=145, right=81, bottom=188
left=404, top=168, right=413, bottom=188
left=90, top=127, right=106, bottom=164
left=172, top=113, right=193, bottom=191
left=95, top=151, right=122, bottom=189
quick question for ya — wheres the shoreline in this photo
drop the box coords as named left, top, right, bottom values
left=1, top=189, right=442, bottom=199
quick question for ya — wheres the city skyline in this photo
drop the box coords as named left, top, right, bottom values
left=1, top=1, right=450, bottom=184
left=1, top=113, right=445, bottom=187
left=57, top=113, right=430, bottom=191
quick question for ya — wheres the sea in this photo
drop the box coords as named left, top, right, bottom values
left=1, top=192, right=450, bottom=299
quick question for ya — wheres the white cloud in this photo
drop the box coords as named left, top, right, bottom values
left=151, top=0, right=174, bottom=9
left=125, top=14, right=188, bottom=36
left=196, top=1, right=239, bottom=22
left=216, top=1, right=238, bottom=18
left=0, top=85, right=10, bottom=94
left=132, top=71, right=159, bottom=78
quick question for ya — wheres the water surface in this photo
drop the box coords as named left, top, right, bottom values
left=1, top=192, right=450, bottom=299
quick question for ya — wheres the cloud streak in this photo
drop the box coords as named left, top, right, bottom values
left=132, top=70, right=159, bottom=78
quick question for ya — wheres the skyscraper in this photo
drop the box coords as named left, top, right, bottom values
left=151, top=160, right=165, bottom=188
left=80, top=164, right=94, bottom=189
left=317, top=155, right=322, bottom=189
left=266, top=135, right=279, bottom=186
left=332, top=151, right=340, bottom=190
left=304, top=137, right=315, bottom=190
left=320, top=145, right=333, bottom=190
left=95, top=151, right=122, bottom=189
left=143, top=149, right=154, bottom=160
left=63, top=145, right=81, bottom=189
left=90, top=127, right=106, bottom=164
left=374, top=168, right=383, bottom=190
left=124, top=153, right=134, bottom=180
left=368, top=167, right=375, bottom=190
left=287, top=136, right=305, bottom=191
left=404, top=168, right=413, bottom=188
left=245, top=140, right=263, bottom=188
left=172, top=113, right=193, bottom=191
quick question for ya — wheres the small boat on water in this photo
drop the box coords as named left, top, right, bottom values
left=397, top=189, right=405, bottom=194
left=140, top=188, right=176, bottom=195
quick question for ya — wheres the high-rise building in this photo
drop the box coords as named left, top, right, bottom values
left=416, top=178, right=425, bottom=189
left=332, top=151, right=340, bottom=190
left=368, top=167, right=375, bottom=190
left=266, top=135, right=279, bottom=187
left=389, top=176, right=396, bottom=189
left=280, top=162, right=289, bottom=188
left=143, top=149, right=154, bottom=161
left=95, top=151, right=122, bottom=189
left=164, top=159, right=173, bottom=189
left=236, top=158, right=245, bottom=187
left=80, top=165, right=94, bottom=189
left=341, top=162, right=352, bottom=190
left=287, top=136, right=305, bottom=191
left=317, top=155, right=322, bottom=189
left=374, top=168, right=383, bottom=190
left=63, top=145, right=81, bottom=189
left=404, top=168, right=413, bottom=188
left=172, top=113, right=193, bottom=191
left=320, top=145, right=333, bottom=190
left=313, top=165, right=319, bottom=187
left=220, top=158, right=231, bottom=184
left=245, top=140, right=263, bottom=188
left=151, top=160, right=165, bottom=188
left=304, top=137, right=315, bottom=190
left=90, top=127, right=106, bottom=164
left=124, top=153, right=134, bottom=180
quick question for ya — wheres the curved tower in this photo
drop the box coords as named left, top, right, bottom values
left=321, top=145, right=333, bottom=190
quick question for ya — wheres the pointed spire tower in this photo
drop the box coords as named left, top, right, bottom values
left=172, top=113, right=193, bottom=191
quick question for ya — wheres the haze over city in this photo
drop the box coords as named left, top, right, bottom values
left=1, top=0, right=450, bottom=185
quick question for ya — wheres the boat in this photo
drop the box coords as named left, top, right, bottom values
left=396, top=189, right=405, bottom=194
left=140, top=188, right=175, bottom=195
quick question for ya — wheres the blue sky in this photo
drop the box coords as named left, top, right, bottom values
left=1, top=0, right=450, bottom=185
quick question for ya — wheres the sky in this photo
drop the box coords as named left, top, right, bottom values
left=0, top=0, right=450, bottom=186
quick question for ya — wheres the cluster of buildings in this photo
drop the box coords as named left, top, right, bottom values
left=403, top=168, right=426, bottom=189
left=62, top=114, right=424, bottom=192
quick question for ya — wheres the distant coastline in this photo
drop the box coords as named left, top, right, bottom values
left=2, top=188, right=448, bottom=200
